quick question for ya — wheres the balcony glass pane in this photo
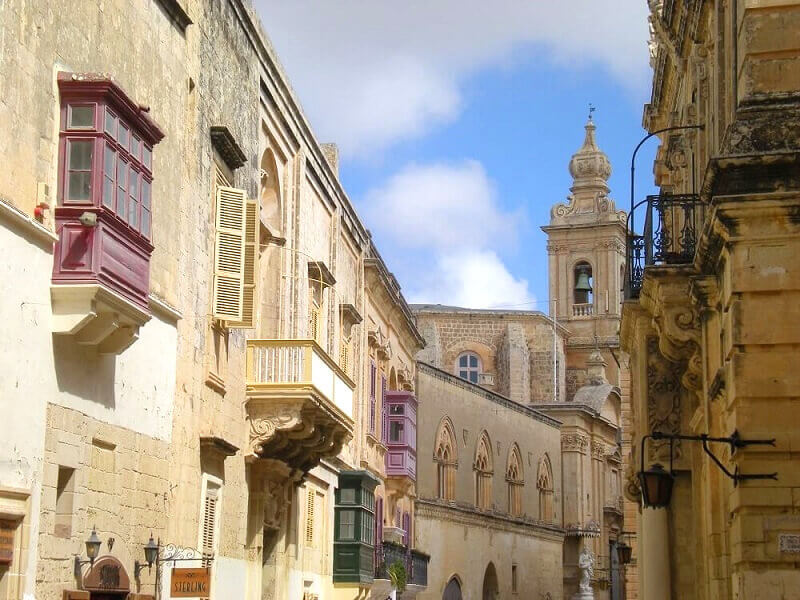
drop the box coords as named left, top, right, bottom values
left=389, top=422, right=404, bottom=443
left=128, top=167, right=139, bottom=228
left=69, top=105, right=94, bottom=129
left=116, top=159, right=127, bottom=218
left=390, top=405, right=404, bottom=415
left=338, top=510, right=355, bottom=540
left=104, top=108, right=117, bottom=138
left=69, top=140, right=92, bottom=170
left=102, top=146, right=115, bottom=209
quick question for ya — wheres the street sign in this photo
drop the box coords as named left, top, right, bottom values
left=171, top=567, right=210, bottom=598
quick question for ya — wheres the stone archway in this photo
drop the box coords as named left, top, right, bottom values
left=482, top=562, right=499, bottom=600
left=82, top=555, right=130, bottom=599
left=442, top=576, right=462, bottom=600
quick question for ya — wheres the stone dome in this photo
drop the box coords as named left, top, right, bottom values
left=568, top=118, right=612, bottom=186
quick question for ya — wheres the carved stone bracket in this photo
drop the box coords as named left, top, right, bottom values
left=246, top=392, right=353, bottom=474
left=642, top=269, right=703, bottom=409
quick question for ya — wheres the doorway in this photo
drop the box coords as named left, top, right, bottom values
left=442, top=577, right=462, bottom=600
left=482, top=562, right=499, bottom=600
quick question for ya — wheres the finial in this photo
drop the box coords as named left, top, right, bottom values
left=588, top=103, right=596, bottom=121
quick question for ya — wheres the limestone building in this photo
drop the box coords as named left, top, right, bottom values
left=621, top=1, right=800, bottom=599
left=0, top=2, right=427, bottom=600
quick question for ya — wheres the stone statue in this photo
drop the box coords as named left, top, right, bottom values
left=578, top=547, right=594, bottom=590
left=571, top=547, right=595, bottom=600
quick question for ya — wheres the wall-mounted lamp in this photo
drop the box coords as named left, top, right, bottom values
left=639, top=431, right=778, bottom=508
left=78, top=211, right=97, bottom=227
left=134, top=533, right=160, bottom=578
left=73, top=526, right=103, bottom=577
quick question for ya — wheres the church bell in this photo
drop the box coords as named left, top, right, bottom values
left=575, top=270, right=592, bottom=292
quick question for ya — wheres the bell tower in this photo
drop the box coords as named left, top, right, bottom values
left=541, top=116, right=627, bottom=348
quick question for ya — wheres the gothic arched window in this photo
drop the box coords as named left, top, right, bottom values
left=434, top=418, right=457, bottom=500
left=456, top=352, right=481, bottom=384
left=537, top=455, right=555, bottom=522
left=506, top=444, right=524, bottom=517
left=474, top=432, right=493, bottom=510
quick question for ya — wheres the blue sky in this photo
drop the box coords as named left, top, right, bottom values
left=257, top=1, right=658, bottom=310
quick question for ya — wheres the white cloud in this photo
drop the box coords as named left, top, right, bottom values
left=409, top=250, right=535, bottom=309
left=256, top=0, right=650, bottom=156
left=363, top=160, right=532, bottom=308
left=363, top=161, right=518, bottom=250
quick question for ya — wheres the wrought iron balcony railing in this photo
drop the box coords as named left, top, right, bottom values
left=374, top=542, right=429, bottom=588
left=625, top=194, right=706, bottom=299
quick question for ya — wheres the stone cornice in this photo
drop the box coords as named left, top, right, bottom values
left=415, top=497, right=565, bottom=542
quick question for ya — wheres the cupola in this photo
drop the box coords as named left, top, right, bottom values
left=568, top=117, right=612, bottom=193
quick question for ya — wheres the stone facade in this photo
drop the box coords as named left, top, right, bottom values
left=621, top=1, right=800, bottom=599
left=413, top=363, right=564, bottom=600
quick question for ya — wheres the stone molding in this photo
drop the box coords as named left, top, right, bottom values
left=415, top=497, right=565, bottom=542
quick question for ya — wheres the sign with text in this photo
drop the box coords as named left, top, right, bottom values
left=171, top=567, right=210, bottom=598
left=0, top=520, right=15, bottom=564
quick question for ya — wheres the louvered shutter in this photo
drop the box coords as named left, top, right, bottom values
left=305, top=488, right=315, bottom=545
left=201, top=486, right=219, bottom=565
left=212, top=186, right=247, bottom=321
left=339, top=337, right=350, bottom=375
left=309, top=301, right=320, bottom=342
left=228, top=196, right=259, bottom=328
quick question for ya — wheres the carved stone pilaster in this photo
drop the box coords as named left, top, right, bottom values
left=562, top=433, right=589, bottom=454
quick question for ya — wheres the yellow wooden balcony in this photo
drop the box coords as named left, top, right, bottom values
left=245, top=339, right=355, bottom=472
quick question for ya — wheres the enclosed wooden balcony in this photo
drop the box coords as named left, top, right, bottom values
left=245, top=339, right=355, bottom=472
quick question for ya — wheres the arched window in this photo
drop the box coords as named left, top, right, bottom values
left=456, top=352, right=481, bottom=384
left=474, top=432, right=493, bottom=510
left=537, top=455, right=554, bottom=522
left=573, top=261, right=593, bottom=306
left=506, top=444, right=524, bottom=517
left=434, top=418, right=457, bottom=500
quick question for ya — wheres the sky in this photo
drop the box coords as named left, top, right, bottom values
left=255, top=1, right=658, bottom=312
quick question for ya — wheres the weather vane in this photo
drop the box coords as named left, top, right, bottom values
left=588, top=103, right=596, bottom=120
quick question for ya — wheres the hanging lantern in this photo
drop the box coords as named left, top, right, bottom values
left=638, top=463, right=674, bottom=508
left=617, top=541, right=633, bottom=565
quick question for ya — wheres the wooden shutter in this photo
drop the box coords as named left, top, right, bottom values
left=212, top=186, right=247, bottom=321
left=201, top=485, right=219, bottom=564
left=309, top=300, right=320, bottom=343
left=228, top=195, right=259, bottom=328
left=305, top=488, right=315, bottom=545
left=339, top=337, right=350, bottom=375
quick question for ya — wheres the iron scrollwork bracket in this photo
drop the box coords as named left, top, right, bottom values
left=646, top=430, right=778, bottom=485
